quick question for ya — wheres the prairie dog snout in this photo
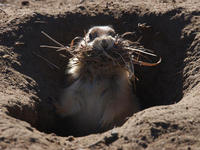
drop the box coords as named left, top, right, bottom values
left=55, top=26, right=140, bottom=134
left=80, top=26, right=116, bottom=50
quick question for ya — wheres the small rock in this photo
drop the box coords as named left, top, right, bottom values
left=29, top=137, right=37, bottom=143
left=66, top=136, right=75, bottom=142
left=21, top=1, right=29, bottom=6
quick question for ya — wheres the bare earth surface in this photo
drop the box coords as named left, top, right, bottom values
left=0, top=0, right=200, bottom=149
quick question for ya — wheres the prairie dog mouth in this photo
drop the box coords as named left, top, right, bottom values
left=91, top=35, right=115, bottom=50
left=79, top=26, right=116, bottom=50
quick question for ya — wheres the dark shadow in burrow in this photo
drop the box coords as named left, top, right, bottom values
left=1, top=8, right=195, bottom=136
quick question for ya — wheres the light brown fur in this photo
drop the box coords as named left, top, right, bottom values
left=56, top=26, right=140, bottom=133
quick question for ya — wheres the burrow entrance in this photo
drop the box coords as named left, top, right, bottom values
left=1, top=9, right=194, bottom=136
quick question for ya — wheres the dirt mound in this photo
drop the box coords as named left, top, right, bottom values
left=0, top=0, right=200, bottom=149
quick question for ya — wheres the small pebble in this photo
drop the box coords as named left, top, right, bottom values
left=21, top=1, right=29, bottom=6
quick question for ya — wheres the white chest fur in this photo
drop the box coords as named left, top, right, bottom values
left=56, top=58, right=139, bottom=132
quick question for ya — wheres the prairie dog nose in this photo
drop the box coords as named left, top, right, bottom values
left=101, top=39, right=108, bottom=49
left=93, top=36, right=115, bottom=50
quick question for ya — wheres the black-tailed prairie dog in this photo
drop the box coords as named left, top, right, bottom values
left=55, top=26, right=140, bottom=133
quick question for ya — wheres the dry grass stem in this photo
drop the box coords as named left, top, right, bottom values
left=40, top=45, right=62, bottom=49
left=39, top=30, right=162, bottom=82
left=121, top=32, right=135, bottom=38
left=41, top=31, right=65, bottom=47
left=124, top=47, right=157, bottom=57
left=32, top=52, right=60, bottom=70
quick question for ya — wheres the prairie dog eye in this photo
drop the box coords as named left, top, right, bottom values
left=89, top=32, right=98, bottom=41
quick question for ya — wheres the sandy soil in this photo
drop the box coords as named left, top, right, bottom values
left=0, top=0, right=200, bottom=149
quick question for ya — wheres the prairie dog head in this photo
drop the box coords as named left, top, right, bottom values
left=80, top=26, right=116, bottom=50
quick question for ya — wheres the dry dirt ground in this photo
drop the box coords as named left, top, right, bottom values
left=0, top=0, right=200, bottom=149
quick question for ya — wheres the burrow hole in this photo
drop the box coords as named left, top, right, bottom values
left=3, top=10, right=192, bottom=137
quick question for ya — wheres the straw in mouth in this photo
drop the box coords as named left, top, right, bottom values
left=38, top=31, right=161, bottom=82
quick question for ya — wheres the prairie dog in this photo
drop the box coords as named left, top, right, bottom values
left=56, top=26, right=140, bottom=134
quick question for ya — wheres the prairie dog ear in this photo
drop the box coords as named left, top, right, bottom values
left=88, top=25, right=96, bottom=33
